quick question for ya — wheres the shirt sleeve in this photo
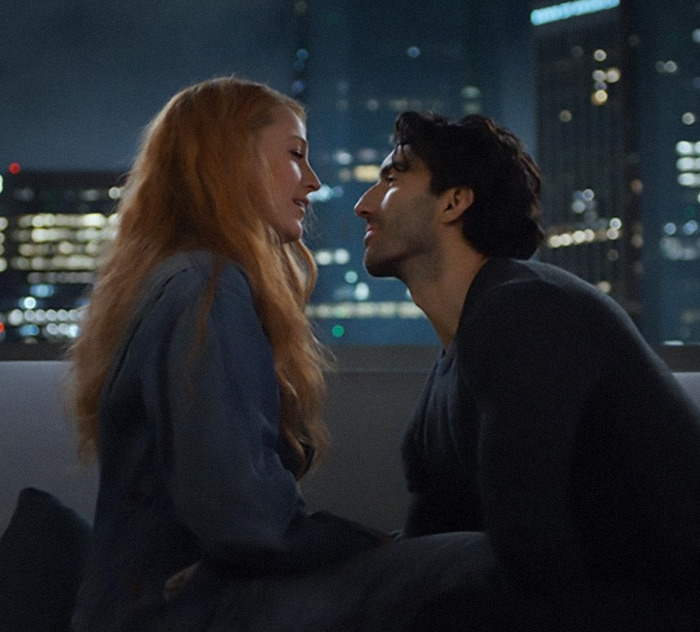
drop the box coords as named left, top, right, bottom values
left=142, top=262, right=383, bottom=573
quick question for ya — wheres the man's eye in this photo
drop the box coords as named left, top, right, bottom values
left=291, top=150, right=304, bottom=159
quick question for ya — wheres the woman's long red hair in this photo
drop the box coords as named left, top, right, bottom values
left=68, top=77, right=328, bottom=475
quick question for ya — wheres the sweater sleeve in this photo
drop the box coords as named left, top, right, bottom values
left=141, top=262, right=383, bottom=573
left=459, top=279, right=597, bottom=593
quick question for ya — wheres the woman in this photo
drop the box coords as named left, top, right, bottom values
left=68, top=77, right=395, bottom=631
left=69, top=77, right=498, bottom=632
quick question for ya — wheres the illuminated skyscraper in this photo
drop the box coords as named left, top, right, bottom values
left=532, top=0, right=642, bottom=318
left=635, top=0, right=700, bottom=343
left=0, top=169, right=121, bottom=348
left=532, top=0, right=700, bottom=343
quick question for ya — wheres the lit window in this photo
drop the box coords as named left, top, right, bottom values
left=353, top=165, right=381, bottom=182
left=356, top=148, right=378, bottom=162
left=354, top=283, right=370, bottom=301
left=592, top=90, right=608, bottom=105
left=682, top=112, right=697, bottom=125
left=308, top=184, right=334, bottom=203
left=677, top=157, right=696, bottom=171
left=676, top=141, right=694, bottom=155
left=461, top=86, right=482, bottom=99
left=683, top=220, right=699, bottom=235
left=333, top=150, right=353, bottom=166
left=315, top=250, right=333, bottom=266
left=334, top=248, right=350, bottom=264
left=606, top=68, right=621, bottom=82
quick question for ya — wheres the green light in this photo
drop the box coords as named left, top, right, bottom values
left=331, top=324, right=345, bottom=338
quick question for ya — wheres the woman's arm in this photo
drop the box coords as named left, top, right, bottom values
left=144, top=261, right=384, bottom=573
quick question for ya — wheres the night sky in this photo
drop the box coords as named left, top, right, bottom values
left=1, top=1, right=293, bottom=171
left=2, top=1, right=538, bottom=174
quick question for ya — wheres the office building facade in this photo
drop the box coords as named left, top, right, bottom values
left=0, top=169, right=121, bottom=349
left=532, top=0, right=700, bottom=343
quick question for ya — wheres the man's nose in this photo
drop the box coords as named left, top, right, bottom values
left=354, top=188, right=373, bottom=218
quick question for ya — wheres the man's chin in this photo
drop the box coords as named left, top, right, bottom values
left=363, top=254, right=395, bottom=278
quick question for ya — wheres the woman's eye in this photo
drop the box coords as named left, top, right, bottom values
left=291, top=150, right=304, bottom=159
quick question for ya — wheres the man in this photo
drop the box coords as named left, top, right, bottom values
left=354, top=111, right=700, bottom=629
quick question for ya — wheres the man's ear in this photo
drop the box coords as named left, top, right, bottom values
left=439, top=186, right=474, bottom=224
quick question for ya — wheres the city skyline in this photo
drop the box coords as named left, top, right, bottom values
left=1, top=1, right=698, bottom=349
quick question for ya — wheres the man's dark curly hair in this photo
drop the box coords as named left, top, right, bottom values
left=392, top=111, right=545, bottom=259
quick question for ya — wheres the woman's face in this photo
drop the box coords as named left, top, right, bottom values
left=257, top=106, right=321, bottom=243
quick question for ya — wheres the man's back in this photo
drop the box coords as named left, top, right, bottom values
left=402, top=257, right=700, bottom=597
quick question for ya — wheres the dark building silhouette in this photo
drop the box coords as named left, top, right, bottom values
left=0, top=169, right=122, bottom=349
left=532, top=0, right=700, bottom=344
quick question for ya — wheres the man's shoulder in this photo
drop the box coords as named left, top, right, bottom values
left=469, top=258, right=601, bottom=315
left=457, top=257, right=635, bottom=355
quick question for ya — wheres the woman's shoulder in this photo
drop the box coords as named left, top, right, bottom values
left=149, top=250, right=250, bottom=295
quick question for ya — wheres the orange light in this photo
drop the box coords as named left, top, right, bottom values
left=9, top=162, right=21, bottom=175
left=0, top=322, right=5, bottom=334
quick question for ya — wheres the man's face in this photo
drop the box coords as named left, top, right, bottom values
left=354, top=147, right=440, bottom=279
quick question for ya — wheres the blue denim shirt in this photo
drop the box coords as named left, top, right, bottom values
left=72, top=251, right=381, bottom=631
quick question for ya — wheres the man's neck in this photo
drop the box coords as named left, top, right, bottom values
left=406, top=244, right=488, bottom=349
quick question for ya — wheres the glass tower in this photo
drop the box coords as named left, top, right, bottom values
left=532, top=0, right=700, bottom=343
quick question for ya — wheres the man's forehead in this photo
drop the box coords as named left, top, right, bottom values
left=381, top=145, right=413, bottom=170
